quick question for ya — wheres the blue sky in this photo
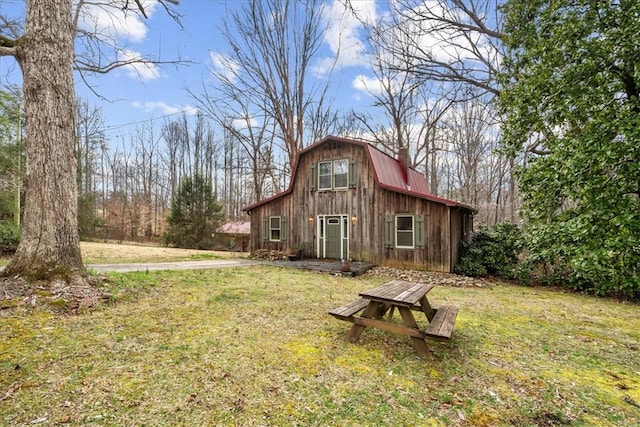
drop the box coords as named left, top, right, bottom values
left=1, top=0, right=497, bottom=149
left=1, top=0, right=382, bottom=143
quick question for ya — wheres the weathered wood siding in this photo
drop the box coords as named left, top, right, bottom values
left=373, top=189, right=452, bottom=272
left=248, top=141, right=369, bottom=257
left=247, top=138, right=474, bottom=272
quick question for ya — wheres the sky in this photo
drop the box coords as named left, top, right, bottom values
left=0, top=0, right=383, bottom=145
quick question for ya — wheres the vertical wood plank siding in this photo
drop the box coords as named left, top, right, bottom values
left=247, top=140, right=474, bottom=272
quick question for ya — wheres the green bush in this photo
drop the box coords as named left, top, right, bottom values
left=0, top=222, right=20, bottom=253
left=454, top=222, right=524, bottom=279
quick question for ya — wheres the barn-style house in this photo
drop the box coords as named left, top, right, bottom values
left=243, top=136, right=476, bottom=272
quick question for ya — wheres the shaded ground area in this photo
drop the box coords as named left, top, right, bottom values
left=272, top=259, right=375, bottom=277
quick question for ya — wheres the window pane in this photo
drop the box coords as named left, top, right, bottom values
left=319, top=175, right=332, bottom=189
left=397, top=231, right=413, bottom=247
left=397, top=216, right=413, bottom=231
left=318, top=162, right=332, bottom=175
left=318, top=162, right=332, bottom=189
left=270, top=217, right=281, bottom=229
left=396, top=215, right=414, bottom=248
left=334, top=159, right=348, bottom=188
left=270, top=217, right=281, bottom=241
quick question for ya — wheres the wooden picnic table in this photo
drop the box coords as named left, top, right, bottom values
left=328, top=280, right=458, bottom=357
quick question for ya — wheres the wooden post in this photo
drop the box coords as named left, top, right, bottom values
left=346, top=301, right=382, bottom=342
left=398, top=306, right=431, bottom=358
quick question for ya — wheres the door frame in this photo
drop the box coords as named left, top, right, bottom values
left=316, top=214, right=349, bottom=259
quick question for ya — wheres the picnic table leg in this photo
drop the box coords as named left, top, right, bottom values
left=397, top=306, right=431, bottom=358
left=346, top=301, right=382, bottom=342
left=376, top=303, right=392, bottom=319
left=387, top=306, right=395, bottom=320
left=418, top=296, right=435, bottom=322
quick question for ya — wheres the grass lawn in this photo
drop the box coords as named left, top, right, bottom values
left=1, top=266, right=639, bottom=426
left=0, top=241, right=242, bottom=267
left=79, top=241, right=243, bottom=264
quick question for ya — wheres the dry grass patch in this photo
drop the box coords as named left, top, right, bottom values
left=80, top=241, right=242, bottom=264
left=0, top=242, right=240, bottom=267
left=1, top=266, right=639, bottom=426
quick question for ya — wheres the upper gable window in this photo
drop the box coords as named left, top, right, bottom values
left=333, top=159, right=348, bottom=188
left=318, top=159, right=348, bottom=190
left=318, top=162, right=333, bottom=190
left=310, top=158, right=356, bottom=191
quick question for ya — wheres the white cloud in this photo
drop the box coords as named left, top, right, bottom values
left=132, top=101, right=198, bottom=116
left=314, top=0, right=379, bottom=75
left=209, top=52, right=240, bottom=83
left=352, top=72, right=410, bottom=99
left=231, top=116, right=260, bottom=130
left=75, top=0, right=157, bottom=43
left=398, top=0, right=496, bottom=67
left=117, top=49, right=161, bottom=81
left=352, top=74, right=384, bottom=96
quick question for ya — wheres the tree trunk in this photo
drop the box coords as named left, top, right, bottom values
left=2, top=0, right=86, bottom=282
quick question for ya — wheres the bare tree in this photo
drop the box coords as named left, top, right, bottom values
left=76, top=99, right=104, bottom=195
left=348, top=0, right=518, bottom=218
left=0, top=0, right=84, bottom=283
left=75, top=100, right=106, bottom=237
left=352, top=25, right=455, bottom=183
left=352, top=44, right=422, bottom=153
left=383, top=0, right=503, bottom=99
left=72, top=0, right=183, bottom=85
left=132, top=122, right=164, bottom=238
left=435, top=96, right=517, bottom=223
left=195, top=0, right=338, bottom=172
left=0, top=0, right=181, bottom=292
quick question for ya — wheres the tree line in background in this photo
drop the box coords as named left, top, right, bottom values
left=1, top=0, right=637, bottom=298
left=0, top=84, right=515, bottom=246
left=0, top=0, right=517, bottom=248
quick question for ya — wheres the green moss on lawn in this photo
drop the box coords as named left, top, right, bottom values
left=1, top=267, right=638, bottom=426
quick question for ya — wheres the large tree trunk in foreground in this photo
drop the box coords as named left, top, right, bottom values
left=2, top=0, right=86, bottom=283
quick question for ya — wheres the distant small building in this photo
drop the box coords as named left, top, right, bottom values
left=216, top=221, right=250, bottom=252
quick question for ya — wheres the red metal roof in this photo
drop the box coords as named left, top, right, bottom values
left=366, top=144, right=431, bottom=193
left=243, top=136, right=474, bottom=211
left=364, top=144, right=460, bottom=207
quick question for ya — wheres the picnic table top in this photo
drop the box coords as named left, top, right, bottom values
left=359, top=279, right=435, bottom=307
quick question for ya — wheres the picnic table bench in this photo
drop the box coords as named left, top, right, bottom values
left=328, top=280, right=458, bottom=357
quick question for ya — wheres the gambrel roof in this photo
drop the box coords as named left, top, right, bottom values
left=243, top=135, right=476, bottom=213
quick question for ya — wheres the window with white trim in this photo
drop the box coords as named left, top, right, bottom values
left=333, top=159, right=348, bottom=189
left=269, top=216, right=282, bottom=241
left=318, top=161, right=332, bottom=190
left=395, top=215, right=414, bottom=248
left=318, top=159, right=349, bottom=190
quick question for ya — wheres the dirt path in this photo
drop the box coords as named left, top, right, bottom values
left=88, top=259, right=263, bottom=273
